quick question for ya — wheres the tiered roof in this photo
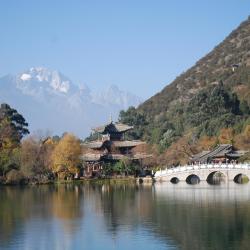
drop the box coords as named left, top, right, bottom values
left=85, top=141, right=104, bottom=149
left=191, top=144, right=247, bottom=163
left=112, top=140, right=145, bottom=147
left=84, top=140, right=145, bottom=149
left=92, top=122, right=133, bottom=134
left=104, top=153, right=151, bottom=160
left=83, top=121, right=150, bottom=162
left=81, top=153, right=103, bottom=161
left=82, top=152, right=151, bottom=162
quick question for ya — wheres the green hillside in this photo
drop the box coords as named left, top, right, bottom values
left=119, top=17, right=250, bottom=165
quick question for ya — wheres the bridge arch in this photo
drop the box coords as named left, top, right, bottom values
left=234, top=174, right=249, bottom=184
left=186, top=174, right=200, bottom=185
left=170, top=177, right=179, bottom=184
left=154, top=164, right=250, bottom=183
left=207, top=171, right=226, bottom=185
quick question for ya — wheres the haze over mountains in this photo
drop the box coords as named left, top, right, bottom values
left=0, top=67, right=142, bottom=137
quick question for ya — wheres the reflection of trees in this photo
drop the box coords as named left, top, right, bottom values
left=0, top=187, right=28, bottom=244
left=149, top=183, right=250, bottom=250
left=97, top=183, right=155, bottom=233
left=0, top=186, right=53, bottom=245
left=150, top=196, right=250, bottom=250
left=51, top=184, right=82, bottom=220
left=0, top=184, right=83, bottom=247
left=97, top=183, right=250, bottom=250
left=2, top=183, right=250, bottom=249
left=100, top=183, right=138, bottom=232
left=51, top=184, right=83, bottom=234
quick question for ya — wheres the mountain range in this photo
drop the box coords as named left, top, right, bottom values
left=0, top=67, right=142, bottom=137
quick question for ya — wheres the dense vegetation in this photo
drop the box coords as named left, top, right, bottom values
left=120, top=84, right=250, bottom=146
left=119, top=17, right=250, bottom=165
left=0, top=103, right=85, bottom=184
left=0, top=103, right=143, bottom=184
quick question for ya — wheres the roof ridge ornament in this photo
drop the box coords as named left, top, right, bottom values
left=109, top=113, right=113, bottom=124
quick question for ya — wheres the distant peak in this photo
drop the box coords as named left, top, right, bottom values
left=20, top=73, right=32, bottom=81
left=17, top=66, right=73, bottom=94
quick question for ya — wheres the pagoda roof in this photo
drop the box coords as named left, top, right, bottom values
left=83, top=140, right=145, bottom=149
left=84, top=141, right=105, bottom=149
left=226, top=150, right=249, bottom=158
left=81, top=153, right=103, bottom=161
left=93, top=122, right=133, bottom=134
left=81, top=152, right=152, bottom=162
left=112, top=140, right=145, bottom=148
left=191, top=144, right=234, bottom=163
left=103, top=153, right=152, bottom=160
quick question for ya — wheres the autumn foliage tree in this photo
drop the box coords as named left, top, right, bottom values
left=51, top=133, right=81, bottom=178
left=20, top=135, right=55, bottom=178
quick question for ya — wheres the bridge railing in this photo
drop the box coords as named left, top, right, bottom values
left=154, top=163, right=250, bottom=177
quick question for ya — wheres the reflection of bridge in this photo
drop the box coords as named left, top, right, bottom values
left=154, top=164, right=250, bottom=184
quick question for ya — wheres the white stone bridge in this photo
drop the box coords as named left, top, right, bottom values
left=154, top=163, right=250, bottom=184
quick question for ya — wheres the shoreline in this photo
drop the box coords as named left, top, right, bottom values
left=0, top=176, right=143, bottom=186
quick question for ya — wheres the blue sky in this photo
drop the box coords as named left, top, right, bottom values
left=0, top=0, right=249, bottom=98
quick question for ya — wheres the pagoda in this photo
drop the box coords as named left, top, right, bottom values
left=82, top=121, right=150, bottom=176
left=191, top=144, right=248, bottom=164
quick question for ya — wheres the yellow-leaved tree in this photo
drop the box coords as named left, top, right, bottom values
left=51, top=134, right=81, bottom=177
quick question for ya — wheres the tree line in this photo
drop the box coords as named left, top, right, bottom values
left=0, top=103, right=82, bottom=184
left=0, top=103, right=144, bottom=184
left=119, top=83, right=250, bottom=166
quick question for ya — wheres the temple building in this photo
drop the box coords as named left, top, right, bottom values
left=191, top=144, right=248, bottom=164
left=82, top=121, right=150, bottom=177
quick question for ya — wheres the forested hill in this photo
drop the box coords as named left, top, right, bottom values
left=140, top=16, right=250, bottom=117
left=119, top=17, right=250, bottom=165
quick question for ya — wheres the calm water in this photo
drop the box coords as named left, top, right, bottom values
left=1, top=182, right=250, bottom=250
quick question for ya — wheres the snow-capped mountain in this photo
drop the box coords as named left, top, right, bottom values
left=0, top=67, right=142, bottom=137
left=18, top=67, right=72, bottom=94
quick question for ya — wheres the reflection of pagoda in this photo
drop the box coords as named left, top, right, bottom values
left=82, top=121, right=150, bottom=176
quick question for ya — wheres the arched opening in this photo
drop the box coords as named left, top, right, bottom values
left=234, top=174, right=249, bottom=184
left=138, top=178, right=144, bottom=184
left=186, top=174, right=200, bottom=185
left=170, top=177, right=179, bottom=184
left=207, top=171, right=226, bottom=185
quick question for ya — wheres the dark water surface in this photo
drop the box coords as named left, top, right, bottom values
left=1, top=182, right=250, bottom=250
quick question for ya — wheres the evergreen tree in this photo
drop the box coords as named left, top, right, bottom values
left=0, top=103, right=29, bottom=142
left=0, top=103, right=29, bottom=176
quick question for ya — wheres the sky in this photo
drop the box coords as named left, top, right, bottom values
left=0, top=0, right=249, bottom=99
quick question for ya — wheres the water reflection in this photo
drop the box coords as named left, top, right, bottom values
left=153, top=182, right=250, bottom=250
left=1, top=182, right=250, bottom=250
left=154, top=181, right=250, bottom=203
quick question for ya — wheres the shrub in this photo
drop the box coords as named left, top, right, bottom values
left=5, top=169, right=25, bottom=185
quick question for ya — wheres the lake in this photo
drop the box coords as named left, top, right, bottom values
left=1, top=181, right=250, bottom=250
